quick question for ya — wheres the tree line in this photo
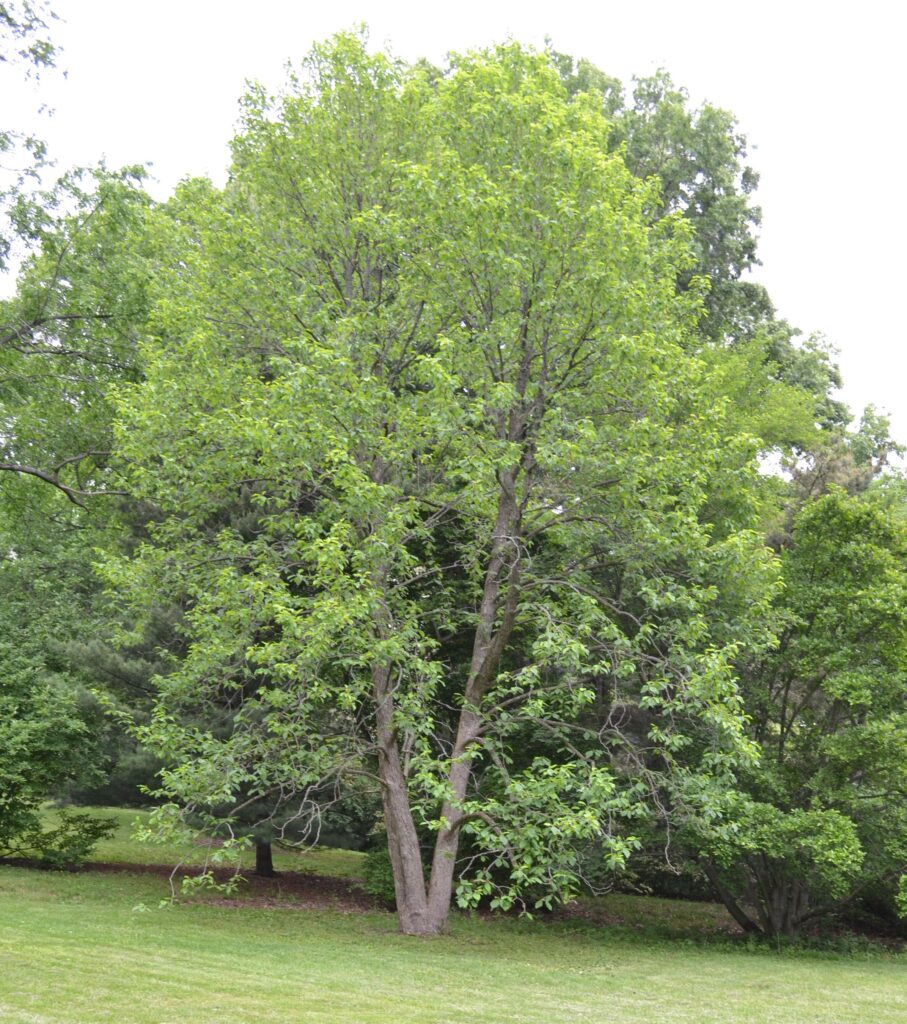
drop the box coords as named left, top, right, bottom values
left=1, top=21, right=905, bottom=939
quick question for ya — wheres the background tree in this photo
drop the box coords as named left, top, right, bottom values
left=552, top=50, right=850, bottom=450
left=0, top=8, right=152, bottom=862
left=0, top=494, right=117, bottom=863
left=0, top=1, right=55, bottom=69
left=0, top=165, right=151, bottom=501
left=698, top=489, right=907, bottom=938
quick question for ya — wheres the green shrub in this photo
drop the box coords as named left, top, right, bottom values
left=0, top=808, right=116, bottom=868
left=361, top=840, right=397, bottom=908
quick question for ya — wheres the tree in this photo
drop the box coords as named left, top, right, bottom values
left=103, top=35, right=777, bottom=936
left=552, top=49, right=849, bottom=458
left=0, top=164, right=160, bottom=809
left=782, top=406, right=902, bottom=507
left=0, top=6, right=138, bottom=864
left=551, top=54, right=763, bottom=341
left=0, top=493, right=117, bottom=863
left=0, top=1, right=55, bottom=72
left=2, top=0, right=154, bottom=503
left=699, top=489, right=907, bottom=937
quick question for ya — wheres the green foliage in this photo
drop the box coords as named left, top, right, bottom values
left=0, top=605, right=116, bottom=865
left=0, top=160, right=173, bottom=840
left=0, top=1, right=58, bottom=271
left=0, top=808, right=115, bottom=867
left=2, top=26, right=898, bottom=945
left=0, top=564, right=116, bottom=864
left=0, top=1, right=56, bottom=71
left=776, top=407, right=902, bottom=517
left=551, top=49, right=849, bottom=464
left=613, top=69, right=760, bottom=333
left=1, top=165, right=152, bottom=503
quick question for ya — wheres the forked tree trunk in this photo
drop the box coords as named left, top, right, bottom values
left=379, top=699, right=486, bottom=936
left=379, top=476, right=523, bottom=936
left=427, top=472, right=522, bottom=926
left=760, top=875, right=809, bottom=938
left=426, top=707, right=483, bottom=922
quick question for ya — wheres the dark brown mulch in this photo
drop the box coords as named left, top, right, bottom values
left=2, top=857, right=380, bottom=914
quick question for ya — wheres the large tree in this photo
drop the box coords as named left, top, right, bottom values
left=0, top=6, right=145, bottom=861
left=0, top=458, right=120, bottom=862
left=103, top=36, right=777, bottom=935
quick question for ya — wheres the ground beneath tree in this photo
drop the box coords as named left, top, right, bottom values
left=551, top=892, right=906, bottom=951
left=4, top=856, right=903, bottom=950
left=552, top=897, right=742, bottom=937
left=68, top=860, right=380, bottom=914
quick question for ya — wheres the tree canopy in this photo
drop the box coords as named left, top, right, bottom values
left=97, top=35, right=785, bottom=935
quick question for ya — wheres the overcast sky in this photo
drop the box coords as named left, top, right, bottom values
left=6, top=0, right=905, bottom=439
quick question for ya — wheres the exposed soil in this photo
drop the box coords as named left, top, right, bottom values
left=4, top=857, right=380, bottom=914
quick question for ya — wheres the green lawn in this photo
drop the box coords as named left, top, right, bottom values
left=0, top=809, right=903, bottom=1024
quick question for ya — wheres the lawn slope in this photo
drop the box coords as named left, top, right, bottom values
left=0, top=810, right=903, bottom=1024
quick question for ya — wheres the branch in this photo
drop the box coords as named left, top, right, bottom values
left=448, top=810, right=498, bottom=834
left=0, top=462, right=127, bottom=506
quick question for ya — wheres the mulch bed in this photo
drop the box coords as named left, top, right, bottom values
left=2, top=857, right=381, bottom=914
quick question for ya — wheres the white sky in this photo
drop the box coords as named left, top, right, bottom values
left=5, top=0, right=905, bottom=440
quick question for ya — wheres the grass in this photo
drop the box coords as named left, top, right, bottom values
left=0, top=808, right=903, bottom=1024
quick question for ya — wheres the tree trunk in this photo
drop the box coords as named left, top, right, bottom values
left=374, top=663, right=438, bottom=935
left=723, top=858, right=812, bottom=940
left=764, top=877, right=807, bottom=939
left=373, top=470, right=523, bottom=936
left=254, top=840, right=278, bottom=878
left=426, top=473, right=522, bottom=929
left=426, top=707, right=482, bottom=925
left=702, top=860, right=761, bottom=935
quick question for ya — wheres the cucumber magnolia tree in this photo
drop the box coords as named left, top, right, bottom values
left=105, top=35, right=775, bottom=936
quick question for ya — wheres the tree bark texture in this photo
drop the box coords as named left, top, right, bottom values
left=254, top=840, right=277, bottom=878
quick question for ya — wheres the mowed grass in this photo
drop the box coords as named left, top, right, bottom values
left=0, top=810, right=903, bottom=1024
